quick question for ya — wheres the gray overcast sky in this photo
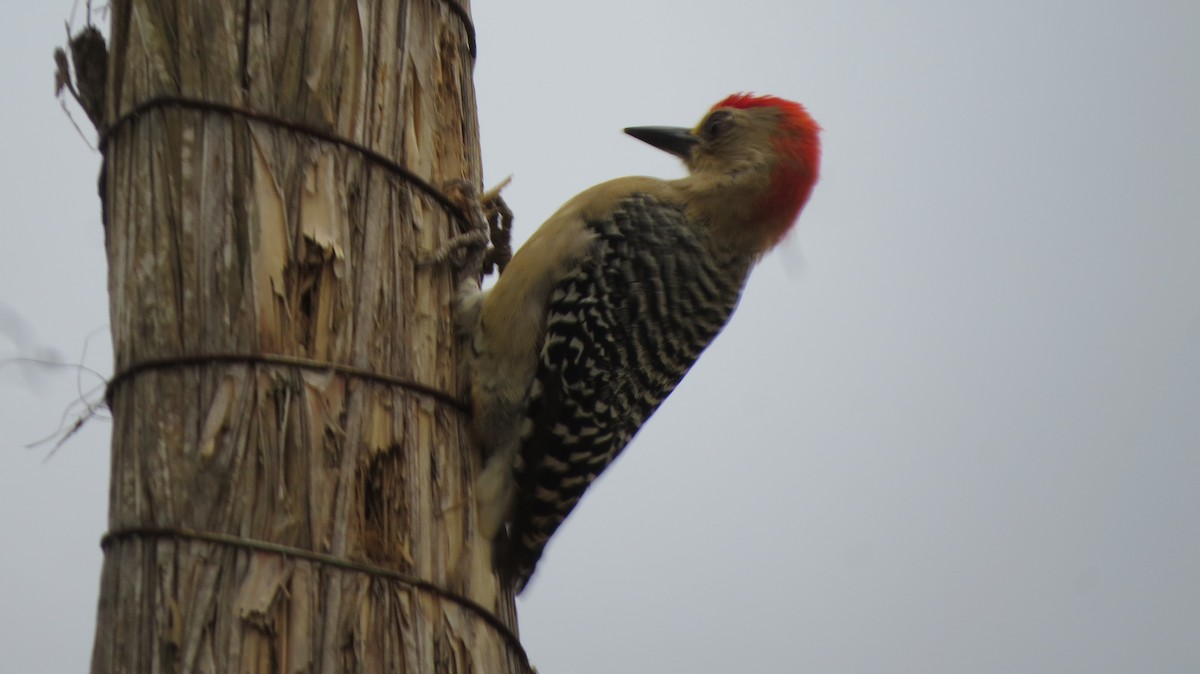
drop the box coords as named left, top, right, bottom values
left=2, top=1, right=1198, bottom=673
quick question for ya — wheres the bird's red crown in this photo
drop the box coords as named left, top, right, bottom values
left=713, top=93, right=821, bottom=245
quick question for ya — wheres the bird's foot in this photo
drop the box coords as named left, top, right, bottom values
left=424, top=177, right=514, bottom=280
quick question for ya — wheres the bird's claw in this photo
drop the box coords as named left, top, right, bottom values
left=426, top=178, right=514, bottom=281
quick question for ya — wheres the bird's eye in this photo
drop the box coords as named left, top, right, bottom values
left=703, top=111, right=733, bottom=139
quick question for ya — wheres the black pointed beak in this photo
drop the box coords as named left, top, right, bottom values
left=623, top=126, right=700, bottom=159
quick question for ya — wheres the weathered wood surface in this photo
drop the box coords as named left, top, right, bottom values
left=91, top=2, right=519, bottom=673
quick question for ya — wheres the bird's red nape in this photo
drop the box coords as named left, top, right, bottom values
left=713, top=93, right=822, bottom=246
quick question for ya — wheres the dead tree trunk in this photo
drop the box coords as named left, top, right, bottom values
left=89, top=2, right=522, bottom=673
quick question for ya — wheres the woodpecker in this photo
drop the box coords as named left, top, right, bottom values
left=458, top=93, right=821, bottom=592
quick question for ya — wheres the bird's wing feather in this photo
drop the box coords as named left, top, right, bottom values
left=502, top=193, right=748, bottom=589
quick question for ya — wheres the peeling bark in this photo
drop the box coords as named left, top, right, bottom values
left=90, top=2, right=519, bottom=673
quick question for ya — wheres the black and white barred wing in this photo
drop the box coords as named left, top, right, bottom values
left=503, top=194, right=747, bottom=588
